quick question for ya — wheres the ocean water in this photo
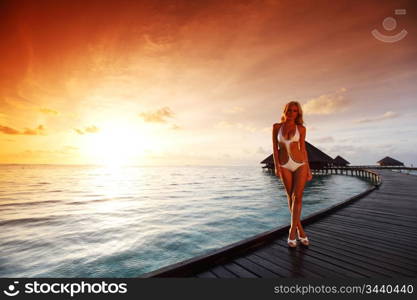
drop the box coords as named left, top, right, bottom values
left=0, top=165, right=373, bottom=277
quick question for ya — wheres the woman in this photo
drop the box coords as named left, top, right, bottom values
left=272, top=101, right=312, bottom=248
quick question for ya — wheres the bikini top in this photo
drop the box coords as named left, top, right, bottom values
left=278, top=124, right=301, bottom=151
left=278, top=124, right=300, bottom=144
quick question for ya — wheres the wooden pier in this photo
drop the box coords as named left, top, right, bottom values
left=140, top=169, right=417, bottom=278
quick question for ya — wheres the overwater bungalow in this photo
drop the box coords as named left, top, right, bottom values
left=377, top=156, right=404, bottom=166
left=333, top=155, right=350, bottom=166
left=260, top=141, right=334, bottom=170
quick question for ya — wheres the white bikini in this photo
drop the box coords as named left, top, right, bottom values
left=278, top=125, right=305, bottom=172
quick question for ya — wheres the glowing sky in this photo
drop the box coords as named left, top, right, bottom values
left=1, top=0, right=417, bottom=166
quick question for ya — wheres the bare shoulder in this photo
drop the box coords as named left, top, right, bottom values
left=298, top=124, right=307, bottom=136
left=273, top=122, right=282, bottom=129
left=298, top=124, right=306, bottom=132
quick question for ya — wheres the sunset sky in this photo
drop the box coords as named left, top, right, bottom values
left=1, top=0, right=417, bottom=166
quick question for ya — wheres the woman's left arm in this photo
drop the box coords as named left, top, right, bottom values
left=299, top=125, right=313, bottom=181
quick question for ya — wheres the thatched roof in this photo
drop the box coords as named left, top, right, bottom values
left=377, top=156, right=404, bottom=166
left=260, top=141, right=333, bottom=165
left=260, top=155, right=271, bottom=164
left=260, top=155, right=273, bottom=164
left=306, top=142, right=334, bottom=163
left=333, top=155, right=350, bottom=166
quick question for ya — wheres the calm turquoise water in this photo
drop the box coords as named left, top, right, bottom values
left=0, top=165, right=373, bottom=277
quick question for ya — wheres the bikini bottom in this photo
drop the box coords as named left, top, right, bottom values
left=280, top=157, right=305, bottom=172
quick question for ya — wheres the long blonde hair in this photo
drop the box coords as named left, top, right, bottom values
left=280, top=101, right=304, bottom=125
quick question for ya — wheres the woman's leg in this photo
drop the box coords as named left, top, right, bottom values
left=292, top=164, right=308, bottom=238
left=279, top=167, right=297, bottom=240
left=280, top=169, right=294, bottom=211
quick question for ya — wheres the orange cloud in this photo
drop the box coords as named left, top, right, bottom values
left=222, top=106, right=245, bottom=114
left=215, top=121, right=258, bottom=132
left=63, top=146, right=79, bottom=151
left=312, top=136, right=335, bottom=143
left=74, top=129, right=85, bottom=135
left=303, top=88, right=349, bottom=115
left=39, top=108, right=59, bottom=115
left=139, top=107, right=174, bottom=123
left=0, top=124, right=45, bottom=135
left=355, top=111, right=400, bottom=123
left=23, top=125, right=45, bottom=135
left=84, top=126, right=99, bottom=133
left=74, top=125, right=100, bottom=135
left=0, top=125, right=19, bottom=135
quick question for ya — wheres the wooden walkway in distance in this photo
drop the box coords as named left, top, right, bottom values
left=140, top=169, right=417, bottom=278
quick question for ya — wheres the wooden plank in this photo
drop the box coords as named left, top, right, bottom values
left=335, top=206, right=417, bottom=223
left=253, top=246, right=324, bottom=278
left=243, top=253, right=293, bottom=278
left=361, top=192, right=417, bottom=200
left=312, top=227, right=417, bottom=269
left=314, top=217, right=417, bottom=244
left=195, top=270, right=218, bottom=278
left=311, top=221, right=417, bottom=254
left=314, top=218, right=417, bottom=250
left=349, top=197, right=417, bottom=208
left=318, top=219, right=417, bottom=242
left=369, top=191, right=417, bottom=199
left=337, top=210, right=417, bottom=226
left=309, top=223, right=417, bottom=263
left=302, top=231, right=417, bottom=274
left=337, top=206, right=417, bottom=221
left=292, top=230, right=417, bottom=276
left=273, top=240, right=383, bottom=278
left=256, top=245, right=345, bottom=278
left=210, top=265, right=239, bottom=278
left=270, top=243, right=366, bottom=278
left=319, top=214, right=417, bottom=233
left=232, top=256, right=280, bottom=278
left=355, top=196, right=417, bottom=203
left=223, top=262, right=259, bottom=278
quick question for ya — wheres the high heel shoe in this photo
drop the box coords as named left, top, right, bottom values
left=287, top=229, right=297, bottom=248
left=296, top=228, right=310, bottom=246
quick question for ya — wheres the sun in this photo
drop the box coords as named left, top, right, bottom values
left=82, top=122, right=152, bottom=166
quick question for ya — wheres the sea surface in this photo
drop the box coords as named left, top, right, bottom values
left=0, top=165, right=374, bottom=277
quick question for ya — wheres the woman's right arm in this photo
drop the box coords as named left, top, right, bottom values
left=272, top=123, right=281, bottom=177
